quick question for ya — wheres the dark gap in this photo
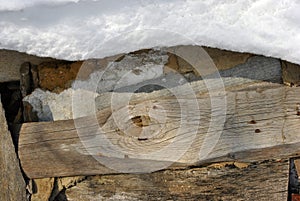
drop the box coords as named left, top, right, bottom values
left=0, top=81, right=23, bottom=147
left=137, top=138, right=148, bottom=141
left=254, top=129, right=261, bottom=133
left=248, top=120, right=256, bottom=124
left=288, top=158, right=300, bottom=201
left=134, top=84, right=165, bottom=93
left=53, top=189, right=67, bottom=201
left=0, top=80, right=31, bottom=191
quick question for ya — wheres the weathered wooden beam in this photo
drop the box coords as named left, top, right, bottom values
left=61, top=159, right=289, bottom=201
left=18, top=81, right=300, bottom=178
left=0, top=97, right=27, bottom=200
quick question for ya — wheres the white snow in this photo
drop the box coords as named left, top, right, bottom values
left=0, top=0, right=300, bottom=64
left=0, top=0, right=80, bottom=11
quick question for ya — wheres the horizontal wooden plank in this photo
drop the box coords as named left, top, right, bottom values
left=18, top=80, right=300, bottom=178
left=61, top=159, right=289, bottom=201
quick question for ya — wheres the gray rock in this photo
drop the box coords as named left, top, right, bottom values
left=72, top=50, right=168, bottom=93
left=114, top=72, right=188, bottom=93
left=205, top=56, right=282, bottom=83
left=23, top=88, right=99, bottom=121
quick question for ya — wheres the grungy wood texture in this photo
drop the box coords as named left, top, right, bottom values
left=0, top=97, right=27, bottom=201
left=18, top=81, right=300, bottom=179
left=61, top=160, right=289, bottom=201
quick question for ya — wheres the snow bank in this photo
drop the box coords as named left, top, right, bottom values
left=0, top=0, right=300, bottom=64
left=0, top=0, right=79, bottom=11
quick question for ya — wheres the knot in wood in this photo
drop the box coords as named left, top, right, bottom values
left=131, top=115, right=151, bottom=127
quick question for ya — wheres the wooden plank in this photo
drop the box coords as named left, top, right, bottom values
left=18, top=80, right=300, bottom=178
left=61, top=159, right=289, bottom=201
left=0, top=96, right=27, bottom=200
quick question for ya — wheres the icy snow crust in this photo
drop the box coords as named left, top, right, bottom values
left=0, top=0, right=300, bottom=64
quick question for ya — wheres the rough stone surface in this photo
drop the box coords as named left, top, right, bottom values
left=282, top=61, right=300, bottom=86
left=38, top=61, right=83, bottom=93
left=48, top=176, right=87, bottom=201
left=29, top=175, right=86, bottom=201
left=73, top=49, right=168, bottom=93
left=31, top=178, right=55, bottom=201
left=217, top=56, right=282, bottom=83
left=0, top=49, right=55, bottom=83
left=24, top=49, right=283, bottom=122
left=0, top=97, right=26, bottom=201
left=26, top=46, right=275, bottom=97
left=165, top=46, right=252, bottom=75
left=116, top=56, right=282, bottom=93
left=203, top=46, right=253, bottom=70
left=58, top=176, right=86, bottom=190
left=24, top=49, right=168, bottom=121
left=23, top=88, right=99, bottom=121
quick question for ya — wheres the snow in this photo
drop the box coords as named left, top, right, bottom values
left=0, top=0, right=300, bottom=64
left=0, top=0, right=79, bottom=11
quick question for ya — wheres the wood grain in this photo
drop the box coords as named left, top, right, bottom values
left=0, top=97, right=27, bottom=200
left=61, top=159, right=289, bottom=201
left=18, top=80, right=300, bottom=178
